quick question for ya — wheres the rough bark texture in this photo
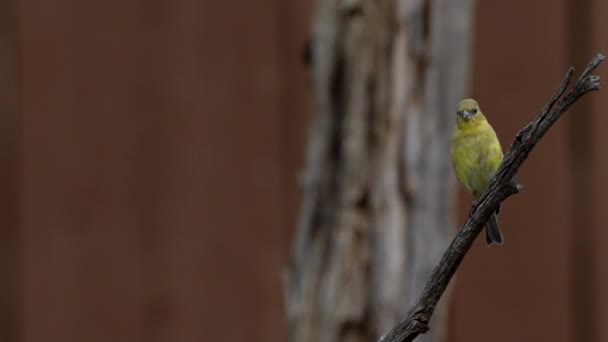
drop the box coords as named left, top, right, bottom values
left=287, top=1, right=474, bottom=342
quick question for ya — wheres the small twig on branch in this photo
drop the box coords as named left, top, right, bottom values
left=379, top=54, right=605, bottom=342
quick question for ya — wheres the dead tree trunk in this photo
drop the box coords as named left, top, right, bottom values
left=287, top=1, right=474, bottom=342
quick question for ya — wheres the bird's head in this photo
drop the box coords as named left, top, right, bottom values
left=456, top=98, right=482, bottom=122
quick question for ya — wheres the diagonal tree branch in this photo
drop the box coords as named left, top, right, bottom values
left=379, top=53, right=605, bottom=342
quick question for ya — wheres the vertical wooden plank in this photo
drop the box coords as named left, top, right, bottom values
left=566, top=0, right=596, bottom=341
left=448, top=1, right=572, bottom=342
left=20, top=2, right=159, bottom=340
left=0, top=0, right=21, bottom=341
left=590, top=1, right=608, bottom=341
left=20, top=0, right=289, bottom=341
left=275, top=0, right=313, bottom=256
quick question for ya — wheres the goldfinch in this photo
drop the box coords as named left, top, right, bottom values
left=451, top=99, right=504, bottom=245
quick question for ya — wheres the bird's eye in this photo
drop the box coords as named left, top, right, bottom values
left=472, top=109, right=477, bottom=114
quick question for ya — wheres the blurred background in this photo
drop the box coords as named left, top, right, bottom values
left=0, top=0, right=607, bottom=342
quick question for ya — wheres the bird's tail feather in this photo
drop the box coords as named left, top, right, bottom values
left=485, top=213, right=503, bottom=246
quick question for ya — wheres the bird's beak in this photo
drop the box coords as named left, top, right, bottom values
left=457, top=110, right=471, bottom=120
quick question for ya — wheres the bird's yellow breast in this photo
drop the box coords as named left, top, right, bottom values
left=451, top=116, right=503, bottom=199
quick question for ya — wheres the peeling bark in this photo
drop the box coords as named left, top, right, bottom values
left=287, top=1, right=474, bottom=342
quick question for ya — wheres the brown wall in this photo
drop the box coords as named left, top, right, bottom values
left=1, top=0, right=606, bottom=341
left=16, top=1, right=311, bottom=341
left=0, top=0, right=21, bottom=341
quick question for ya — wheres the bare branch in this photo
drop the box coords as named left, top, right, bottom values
left=378, top=53, right=605, bottom=342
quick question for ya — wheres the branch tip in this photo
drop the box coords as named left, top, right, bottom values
left=589, top=53, right=605, bottom=68
left=566, top=67, right=575, bottom=79
left=578, top=54, right=605, bottom=83
left=540, top=67, right=573, bottom=119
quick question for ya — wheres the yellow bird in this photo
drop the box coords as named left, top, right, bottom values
left=451, top=99, right=504, bottom=245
